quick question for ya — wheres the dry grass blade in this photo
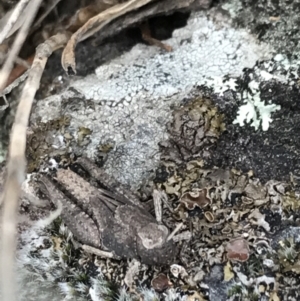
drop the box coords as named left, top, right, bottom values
left=0, top=32, right=70, bottom=301
left=0, top=0, right=31, bottom=44
left=0, top=0, right=43, bottom=93
left=61, top=0, right=154, bottom=73
left=30, top=0, right=62, bottom=34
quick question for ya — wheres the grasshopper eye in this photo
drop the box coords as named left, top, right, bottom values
left=138, top=223, right=169, bottom=249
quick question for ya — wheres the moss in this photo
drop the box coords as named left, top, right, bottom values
left=26, top=115, right=94, bottom=172
left=277, top=237, right=300, bottom=274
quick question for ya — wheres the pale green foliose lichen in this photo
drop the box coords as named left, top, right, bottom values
left=233, top=96, right=281, bottom=131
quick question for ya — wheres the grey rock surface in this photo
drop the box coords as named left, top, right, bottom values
left=29, top=9, right=273, bottom=188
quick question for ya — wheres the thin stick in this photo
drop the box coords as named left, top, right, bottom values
left=0, top=0, right=43, bottom=92
left=167, top=222, right=183, bottom=241
left=61, top=0, right=154, bottom=73
left=82, top=245, right=115, bottom=259
left=0, top=0, right=31, bottom=44
left=0, top=32, right=70, bottom=301
left=30, top=0, right=62, bottom=34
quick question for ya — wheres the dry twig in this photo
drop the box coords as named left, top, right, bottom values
left=30, top=0, right=63, bottom=34
left=0, top=32, right=70, bottom=301
left=61, top=0, right=154, bottom=73
left=0, top=0, right=31, bottom=44
left=0, top=0, right=43, bottom=92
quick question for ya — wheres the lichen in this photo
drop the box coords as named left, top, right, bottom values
left=233, top=96, right=281, bottom=131
left=30, top=9, right=273, bottom=188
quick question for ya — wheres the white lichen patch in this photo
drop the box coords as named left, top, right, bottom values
left=232, top=53, right=300, bottom=131
left=233, top=97, right=280, bottom=131
left=233, top=83, right=281, bottom=131
left=31, top=10, right=273, bottom=186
